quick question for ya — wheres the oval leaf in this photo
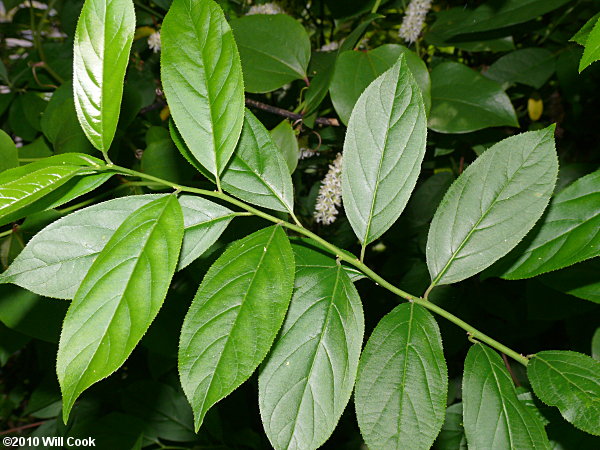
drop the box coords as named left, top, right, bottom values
left=330, top=44, right=431, bottom=125
left=179, top=226, right=294, bottom=430
left=426, top=126, right=558, bottom=286
left=428, top=61, right=518, bottom=134
left=1, top=195, right=232, bottom=299
left=342, top=55, right=427, bottom=247
left=528, top=350, right=600, bottom=435
left=161, top=0, right=244, bottom=178
left=57, top=195, right=184, bottom=421
left=463, top=344, right=550, bottom=449
left=221, top=110, right=295, bottom=213
left=259, top=247, right=364, bottom=450
left=354, top=303, right=448, bottom=449
left=231, top=14, right=310, bottom=93
left=485, top=48, right=555, bottom=89
left=73, top=0, right=135, bottom=153
left=0, top=154, right=103, bottom=227
left=498, top=170, right=600, bottom=279
left=270, top=120, right=299, bottom=174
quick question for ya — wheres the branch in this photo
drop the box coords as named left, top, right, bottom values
left=245, top=98, right=340, bottom=127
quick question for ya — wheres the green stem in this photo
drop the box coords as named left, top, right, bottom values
left=0, top=228, right=14, bottom=239
left=100, top=164, right=529, bottom=366
left=371, top=0, right=383, bottom=14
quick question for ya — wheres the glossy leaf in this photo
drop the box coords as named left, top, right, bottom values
left=342, top=55, right=427, bottom=247
left=161, top=0, right=244, bottom=177
left=0, top=130, right=18, bottom=173
left=429, top=62, right=518, bottom=134
left=429, top=0, right=572, bottom=40
left=462, top=344, right=550, bottom=449
left=179, top=226, right=294, bottom=430
left=355, top=303, right=448, bottom=449
left=221, top=110, right=295, bottom=214
left=0, top=154, right=103, bottom=227
left=270, top=120, right=299, bottom=174
left=426, top=126, right=558, bottom=286
left=231, top=14, right=311, bottom=93
left=1, top=195, right=233, bottom=298
left=580, top=17, right=600, bottom=72
left=539, top=259, right=600, bottom=304
left=485, top=48, right=555, bottom=89
left=57, top=195, right=184, bottom=421
left=73, top=0, right=135, bottom=153
left=498, top=170, right=599, bottom=279
left=528, top=350, right=600, bottom=435
left=259, top=246, right=364, bottom=450
left=330, top=44, right=430, bottom=125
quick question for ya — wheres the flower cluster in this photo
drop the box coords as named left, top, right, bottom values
left=148, top=31, right=161, bottom=53
left=314, top=153, right=343, bottom=225
left=398, top=0, right=433, bottom=44
left=246, top=2, right=285, bottom=15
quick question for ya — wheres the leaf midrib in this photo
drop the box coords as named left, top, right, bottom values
left=65, top=198, right=174, bottom=404
left=284, top=265, right=343, bottom=448
left=195, top=227, right=278, bottom=422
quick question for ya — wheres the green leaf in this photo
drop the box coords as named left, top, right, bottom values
left=434, top=403, right=467, bottom=450
left=41, top=83, right=94, bottom=155
left=0, top=154, right=103, bottom=227
left=342, top=55, right=427, bottom=247
left=0, top=194, right=233, bottom=298
left=122, top=380, right=197, bottom=442
left=429, top=62, right=518, bottom=134
left=426, top=127, right=558, bottom=286
left=170, top=112, right=294, bottom=214
left=571, top=13, right=600, bottom=46
left=580, top=17, right=600, bottom=72
left=177, top=195, right=235, bottom=270
left=539, top=259, right=600, bottom=304
left=338, top=13, right=383, bottom=53
left=429, top=0, right=572, bottom=40
left=462, top=344, right=551, bottom=449
left=73, top=0, right=135, bottom=153
left=231, top=14, right=311, bottom=93
left=57, top=195, right=184, bottom=422
left=161, top=0, right=244, bottom=178
left=355, top=303, right=448, bottom=449
left=179, top=226, right=294, bottom=431
left=528, top=351, right=600, bottom=436
left=270, top=120, right=299, bottom=174
left=330, top=44, right=430, bottom=125
left=485, top=48, right=555, bottom=89
left=592, top=329, right=600, bottom=361
left=0, top=130, right=18, bottom=173
left=141, top=128, right=195, bottom=188
left=259, top=246, right=364, bottom=450
left=497, top=170, right=600, bottom=280
left=221, top=110, right=295, bottom=214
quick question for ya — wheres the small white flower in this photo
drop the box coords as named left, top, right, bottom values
left=246, top=2, right=285, bottom=15
left=299, top=148, right=319, bottom=159
left=398, top=0, right=433, bottom=44
left=148, top=31, right=161, bottom=53
left=314, top=153, right=343, bottom=225
left=319, top=41, right=339, bottom=52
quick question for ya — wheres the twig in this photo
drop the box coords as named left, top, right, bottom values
left=502, top=353, right=521, bottom=386
left=245, top=98, right=340, bottom=127
left=0, top=421, right=46, bottom=435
